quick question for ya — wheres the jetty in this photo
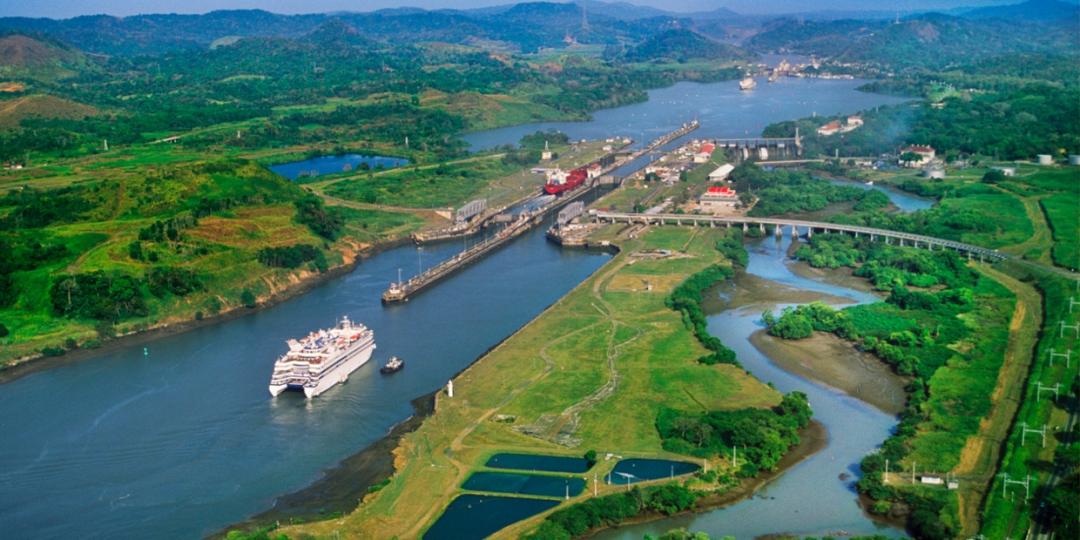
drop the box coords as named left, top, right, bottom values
left=382, top=122, right=700, bottom=303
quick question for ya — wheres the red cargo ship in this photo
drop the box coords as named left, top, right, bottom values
left=544, top=166, right=588, bottom=195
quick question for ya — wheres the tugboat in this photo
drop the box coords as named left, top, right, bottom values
left=380, top=356, right=404, bottom=374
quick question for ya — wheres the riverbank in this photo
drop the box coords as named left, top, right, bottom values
left=216, top=391, right=437, bottom=537
left=750, top=331, right=907, bottom=415
left=0, top=235, right=413, bottom=385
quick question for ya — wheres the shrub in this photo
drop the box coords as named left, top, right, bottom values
left=146, top=266, right=201, bottom=297
left=49, top=272, right=148, bottom=321
left=240, top=289, right=256, bottom=308
left=256, top=244, right=320, bottom=268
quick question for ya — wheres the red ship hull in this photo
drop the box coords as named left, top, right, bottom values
left=544, top=167, right=588, bottom=195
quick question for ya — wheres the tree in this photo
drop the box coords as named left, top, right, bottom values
left=0, top=322, right=9, bottom=338
left=583, top=449, right=597, bottom=468
left=241, top=289, right=257, bottom=308
left=981, top=169, right=1005, bottom=184
left=899, top=152, right=921, bottom=166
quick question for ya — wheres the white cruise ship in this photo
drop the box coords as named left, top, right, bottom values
left=268, top=316, right=376, bottom=398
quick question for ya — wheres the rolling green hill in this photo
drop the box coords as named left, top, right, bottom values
left=622, top=28, right=754, bottom=63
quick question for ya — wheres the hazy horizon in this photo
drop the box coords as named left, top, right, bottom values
left=0, top=0, right=1023, bottom=20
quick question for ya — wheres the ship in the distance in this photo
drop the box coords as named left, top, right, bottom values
left=268, top=316, right=376, bottom=398
left=739, top=77, right=756, bottom=91
left=544, top=166, right=588, bottom=195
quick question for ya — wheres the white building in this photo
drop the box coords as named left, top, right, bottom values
left=900, top=145, right=936, bottom=168
left=708, top=163, right=735, bottom=182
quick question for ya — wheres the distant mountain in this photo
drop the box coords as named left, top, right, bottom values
left=746, top=12, right=1078, bottom=69
left=623, top=28, right=753, bottom=62
left=576, top=0, right=676, bottom=20
left=0, top=10, right=324, bottom=56
left=0, top=3, right=673, bottom=56
left=961, top=0, right=1080, bottom=22
left=302, top=19, right=378, bottom=49
left=0, top=32, right=95, bottom=81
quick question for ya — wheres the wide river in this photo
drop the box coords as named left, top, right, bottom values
left=0, top=78, right=910, bottom=539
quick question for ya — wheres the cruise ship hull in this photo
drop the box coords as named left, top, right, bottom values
left=268, top=340, right=375, bottom=399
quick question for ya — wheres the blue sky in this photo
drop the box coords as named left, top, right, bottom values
left=0, top=0, right=1017, bottom=19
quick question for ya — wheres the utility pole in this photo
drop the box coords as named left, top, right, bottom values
left=1048, top=348, right=1072, bottom=368
left=1035, top=382, right=1060, bottom=400
left=1060, top=320, right=1079, bottom=338
left=1020, top=422, right=1048, bottom=448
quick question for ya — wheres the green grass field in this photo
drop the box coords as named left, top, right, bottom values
left=280, top=225, right=779, bottom=540
left=1041, top=194, right=1079, bottom=270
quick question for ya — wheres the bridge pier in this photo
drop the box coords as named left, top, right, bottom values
left=806, top=227, right=813, bottom=239
left=789, top=225, right=796, bottom=238
left=774, top=224, right=782, bottom=237
left=742, top=222, right=748, bottom=233
left=759, top=223, right=766, bottom=235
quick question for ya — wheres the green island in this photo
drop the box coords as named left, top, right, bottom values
left=1, top=2, right=1078, bottom=540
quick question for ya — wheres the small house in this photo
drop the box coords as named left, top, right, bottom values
left=900, top=145, right=936, bottom=168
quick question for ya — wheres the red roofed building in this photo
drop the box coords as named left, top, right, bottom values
left=695, top=142, right=717, bottom=163
left=699, top=185, right=739, bottom=213
left=817, top=120, right=842, bottom=136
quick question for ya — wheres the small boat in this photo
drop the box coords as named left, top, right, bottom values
left=739, top=77, right=756, bottom=91
left=865, top=180, right=875, bottom=186
left=380, top=356, right=404, bottom=374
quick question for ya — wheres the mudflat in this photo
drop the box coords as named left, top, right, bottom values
left=750, top=330, right=907, bottom=415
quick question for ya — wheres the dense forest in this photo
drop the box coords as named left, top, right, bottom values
left=764, top=85, right=1080, bottom=161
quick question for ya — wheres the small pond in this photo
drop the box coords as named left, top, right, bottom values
left=462, top=472, right=585, bottom=498
left=605, top=459, right=700, bottom=485
left=485, top=453, right=592, bottom=474
left=269, top=153, right=409, bottom=180
left=423, top=494, right=559, bottom=540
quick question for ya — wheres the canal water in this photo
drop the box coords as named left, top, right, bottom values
left=0, top=223, right=608, bottom=539
left=463, top=78, right=908, bottom=152
left=0, top=78, right=911, bottom=539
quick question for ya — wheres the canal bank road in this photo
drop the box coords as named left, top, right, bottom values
left=0, top=77, right=909, bottom=539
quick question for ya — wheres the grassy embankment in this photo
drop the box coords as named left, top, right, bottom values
left=0, top=160, right=425, bottom=366
left=319, top=140, right=615, bottom=211
left=281, top=225, right=782, bottom=539
left=980, top=269, right=1077, bottom=538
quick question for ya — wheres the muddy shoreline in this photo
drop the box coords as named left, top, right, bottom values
left=750, top=330, right=907, bottom=415
left=210, top=391, right=438, bottom=538
left=0, top=236, right=414, bottom=385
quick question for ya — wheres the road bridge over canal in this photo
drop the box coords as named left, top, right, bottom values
left=591, top=211, right=1010, bottom=262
